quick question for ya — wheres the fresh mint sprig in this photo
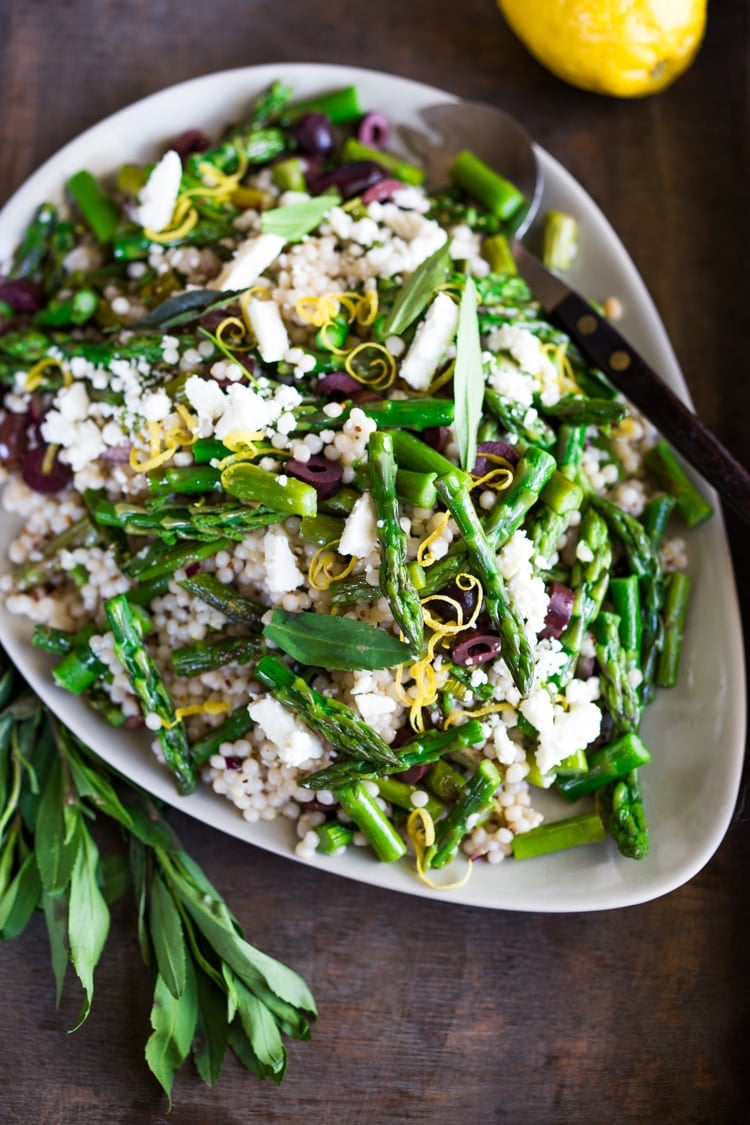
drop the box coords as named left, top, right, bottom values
left=0, top=651, right=316, bottom=1105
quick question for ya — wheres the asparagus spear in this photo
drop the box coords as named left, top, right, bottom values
left=596, top=770, right=649, bottom=859
left=255, top=655, right=400, bottom=769
left=557, top=506, right=612, bottom=682
left=592, top=612, right=641, bottom=737
left=301, top=720, right=485, bottom=789
left=178, top=573, right=265, bottom=630
left=512, top=811, right=605, bottom=859
left=656, top=572, right=691, bottom=688
left=426, top=759, right=501, bottom=869
left=435, top=470, right=534, bottom=695
left=8, top=202, right=58, bottom=279
left=171, top=635, right=263, bottom=678
left=104, top=594, right=196, bottom=795
left=369, top=431, right=424, bottom=653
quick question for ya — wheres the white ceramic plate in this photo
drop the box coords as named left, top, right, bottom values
left=0, top=63, right=745, bottom=912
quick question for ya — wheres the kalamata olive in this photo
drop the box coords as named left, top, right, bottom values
left=357, top=111, right=390, bottom=148
left=0, top=411, right=29, bottom=469
left=184, top=561, right=202, bottom=578
left=309, top=160, right=387, bottom=200
left=168, top=129, right=211, bottom=161
left=396, top=764, right=431, bottom=784
left=21, top=444, right=72, bottom=494
left=422, top=425, right=449, bottom=453
left=441, top=580, right=480, bottom=621
left=451, top=629, right=503, bottom=667
left=473, top=440, right=520, bottom=476
left=0, top=278, right=44, bottom=314
left=315, top=371, right=362, bottom=397
left=538, top=581, right=575, bottom=640
left=286, top=455, right=343, bottom=500
left=362, top=177, right=404, bottom=204
left=291, top=111, right=335, bottom=157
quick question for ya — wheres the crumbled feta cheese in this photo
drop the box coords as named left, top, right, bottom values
left=210, top=232, right=286, bottom=290
left=245, top=298, right=289, bottom=363
left=248, top=696, right=324, bottom=767
left=134, top=150, right=182, bottom=233
left=399, top=292, right=459, bottom=391
left=339, top=491, right=378, bottom=558
left=263, top=528, right=304, bottom=595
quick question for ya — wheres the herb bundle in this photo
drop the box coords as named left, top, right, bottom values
left=0, top=648, right=316, bottom=1105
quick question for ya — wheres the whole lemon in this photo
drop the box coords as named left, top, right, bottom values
left=498, top=0, right=707, bottom=97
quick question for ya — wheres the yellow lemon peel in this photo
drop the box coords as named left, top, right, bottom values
left=40, top=443, right=60, bottom=475
left=144, top=196, right=200, bottom=243
left=407, top=808, right=472, bottom=890
left=162, top=700, right=232, bottom=728
left=397, top=575, right=484, bottom=731
left=344, top=341, right=396, bottom=390
left=443, top=701, right=513, bottom=729
left=308, top=540, right=357, bottom=591
left=24, top=356, right=70, bottom=392
left=417, top=511, right=451, bottom=568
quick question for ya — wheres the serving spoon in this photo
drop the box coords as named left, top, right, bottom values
left=400, top=103, right=750, bottom=524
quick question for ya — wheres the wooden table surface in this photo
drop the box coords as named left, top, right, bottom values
left=1, top=2, right=748, bottom=1122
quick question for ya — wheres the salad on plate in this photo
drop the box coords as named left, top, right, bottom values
left=0, top=77, right=711, bottom=886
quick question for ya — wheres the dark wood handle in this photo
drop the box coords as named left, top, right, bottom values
left=551, top=291, right=750, bottom=523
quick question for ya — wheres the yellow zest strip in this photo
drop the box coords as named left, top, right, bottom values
left=174, top=403, right=199, bottom=439
left=417, top=511, right=451, bottom=568
left=436, top=281, right=463, bottom=302
left=129, top=443, right=178, bottom=473
left=543, top=340, right=579, bottom=394
left=407, top=808, right=472, bottom=891
left=344, top=341, right=396, bottom=390
left=216, top=315, right=251, bottom=351
left=41, top=443, right=60, bottom=475
left=308, top=540, right=357, bottom=591
left=318, top=320, right=350, bottom=355
left=443, top=701, right=513, bottom=729
left=162, top=700, right=232, bottom=728
left=147, top=421, right=162, bottom=457
left=354, top=288, right=379, bottom=326
left=294, top=293, right=344, bottom=328
left=421, top=574, right=484, bottom=635
left=196, top=147, right=249, bottom=194
left=144, top=196, right=199, bottom=243
left=469, top=465, right=514, bottom=493
left=24, top=356, right=70, bottom=392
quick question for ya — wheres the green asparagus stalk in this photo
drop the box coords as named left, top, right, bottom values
left=255, top=655, right=400, bottom=768
left=511, top=811, right=605, bottom=859
left=312, top=820, right=355, bottom=855
left=178, top=573, right=265, bottom=630
left=655, top=572, right=691, bottom=687
left=449, top=151, right=526, bottom=222
left=557, top=506, right=612, bottom=681
left=435, top=470, right=534, bottom=695
left=375, top=777, right=445, bottom=822
left=334, top=783, right=407, bottom=863
left=542, top=211, right=579, bottom=271
left=426, top=759, right=501, bottom=869
left=643, top=441, right=714, bottom=527
left=171, top=635, right=263, bottom=678
left=544, top=394, right=626, bottom=426
left=556, top=731, right=651, bottom=802
left=66, top=170, right=120, bottom=243
left=301, top=721, right=484, bottom=789
left=104, top=594, right=196, bottom=794
left=369, top=431, right=424, bottom=653
left=8, top=202, right=58, bottom=279
left=592, top=612, right=641, bottom=737
left=189, top=705, right=255, bottom=764
left=596, top=770, right=649, bottom=859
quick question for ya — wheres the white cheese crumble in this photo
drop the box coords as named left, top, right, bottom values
left=134, top=150, right=182, bottom=233
left=399, top=292, right=459, bottom=391
left=248, top=696, right=324, bottom=767
left=263, top=528, right=304, bottom=595
left=245, top=298, right=290, bottom=363
left=339, top=491, right=378, bottom=558
left=210, top=232, right=286, bottom=291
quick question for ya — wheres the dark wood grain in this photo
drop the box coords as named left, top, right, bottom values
left=1, top=2, right=749, bottom=1122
